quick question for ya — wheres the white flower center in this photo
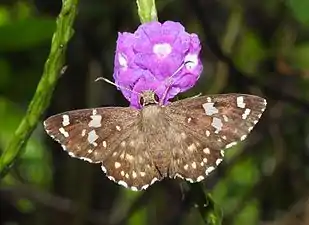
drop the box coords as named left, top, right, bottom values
left=153, top=43, right=172, bottom=58
left=118, top=53, right=128, bottom=68
left=184, top=54, right=198, bottom=70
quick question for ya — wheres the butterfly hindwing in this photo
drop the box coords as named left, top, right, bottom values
left=166, top=122, right=224, bottom=182
left=101, top=125, right=162, bottom=190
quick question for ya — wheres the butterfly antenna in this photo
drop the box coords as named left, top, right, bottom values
left=158, top=61, right=193, bottom=104
left=95, top=77, right=140, bottom=96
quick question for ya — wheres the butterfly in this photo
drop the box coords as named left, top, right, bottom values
left=44, top=90, right=266, bottom=191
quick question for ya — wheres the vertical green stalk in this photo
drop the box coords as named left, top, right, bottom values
left=136, top=0, right=158, bottom=23
left=0, top=0, right=79, bottom=178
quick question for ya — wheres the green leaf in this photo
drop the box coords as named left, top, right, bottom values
left=0, top=18, right=55, bottom=51
left=233, top=200, right=259, bottom=225
left=235, top=31, right=267, bottom=74
left=290, top=43, right=309, bottom=70
left=287, top=0, right=309, bottom=25
left=0, top=97, right=52, bottom=187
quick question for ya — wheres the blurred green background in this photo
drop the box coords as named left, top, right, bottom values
left=0, top=0, right=309, bottom=224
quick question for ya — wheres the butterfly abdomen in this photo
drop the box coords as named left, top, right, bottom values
left=140, top=105, right=172, bottom=176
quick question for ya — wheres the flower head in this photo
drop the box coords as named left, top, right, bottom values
left=113, top=21, right=203, bottom=108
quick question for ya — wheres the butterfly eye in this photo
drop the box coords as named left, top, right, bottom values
left=154, top=93, right=159, bottom=103
left=139, top=96, right=145, bottom=106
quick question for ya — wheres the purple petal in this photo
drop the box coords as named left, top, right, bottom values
left=172, top=31, right=191, bottom=55
left=114, top=32, right=138, bottom=69
left=114, top=68, right=149, bottom=101
left=134, top=52, right=183, bottom=79
left=189, top=33, right=202, bottom=53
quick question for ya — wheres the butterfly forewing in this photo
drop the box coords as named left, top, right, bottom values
left=44, top=107, right=140, bottom=162
left=166, top=94, right=267, bottom=151
left=161, top=94, right=266, bottom=183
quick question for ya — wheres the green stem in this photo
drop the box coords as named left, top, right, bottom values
left=136, top=0, right=158, bottom=23
left=0, top=0, right=79, bottom=178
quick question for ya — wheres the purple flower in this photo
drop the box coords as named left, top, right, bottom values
left=113, top=21, right=203, bottom=108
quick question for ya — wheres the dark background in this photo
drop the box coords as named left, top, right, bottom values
left=0, top=0, right=309, bottom=224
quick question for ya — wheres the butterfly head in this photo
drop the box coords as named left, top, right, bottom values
left=139, top=90, right=160, bottom=107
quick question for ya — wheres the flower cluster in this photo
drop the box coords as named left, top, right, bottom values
left=113, top=21, right=203, bottom=108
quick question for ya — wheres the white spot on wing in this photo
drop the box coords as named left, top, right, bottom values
left=62, top=115, right=70, bottom=126
left=59, top=127, right=69, bottom=137
left=202, top=102, right=219, bottom=116
left=242, top=108, right=251, bottom=119
left=125, top=154, right=134, bottom=161
left=188, top=143, right=197, bottom=152
left=68, top=152, right=75, bottom=157
left=88, top=114, right=102, bottom=128
left=184, top=164, right=189, bottom=170
left=140, top=172, right=146, bottom=177
left=81, top=129, right=86, bottom=137
left=150, top=177, right=158, bottom=185
left=118, top=180, right=128, bottom=188
left=216, top=158, right=223, bottom=166
left=205, top=166, right=215, bottom=175
left=203, top=148, right=210, bottom=154
left=132, top=171, right=137, bottom=179
left=108, top=176, right=115, bottom=181
left=225, top=141, right=237, bottom=149
left=101, top=165, right=107, bottom=173
left=236, top=96, right=246, bottom=108
left=87, top=130, right=98, bottom=146
left=141, top=184, right=149, bottom=190
left=80, top=157, right=92, bottom=162
left=131, top=186, right=138, bottom=191
left=191, top=162, right=197, bottom=169
left=186, top=178, right=194, bottom=183
left=197, top=176, right=204, bottom=182
left=211, top=117, right=223, bottom=133
left=220, top=150, right=225, bottom=157
left=240, top=135, right=247, bottom=141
